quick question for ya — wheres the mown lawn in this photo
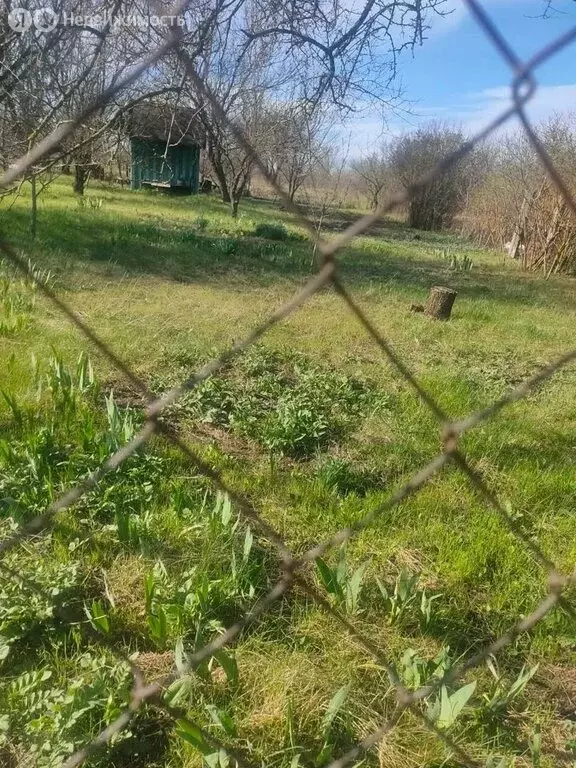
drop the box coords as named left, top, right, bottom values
left=1, top=178, right=576, bottom=768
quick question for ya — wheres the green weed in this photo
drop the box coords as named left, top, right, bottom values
left=77, top=196, right=104, bottom=210
left=193, top=216, right=209, bottom=231
left=316, top=457, right=384, bottom=496
left=435, top=247, right=474, bottom=271
left=400, top=646, right=454, bottom=690
left=253, top=222, right=290, bottom=240
left=0, top=277, right=35, bottom=335
left=156, top=346, right=384, bottom=458
left=315, top=548, right=369, bottom=614
left=481, top=660, right=539, bottom=718
left=3, top=653, right=132, bottom=767
left=427, top=680, right=477, bottom=730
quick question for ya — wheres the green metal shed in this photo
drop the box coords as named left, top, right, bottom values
left=126, top=103, right=203, bottom=192
left=130, top=138, right=200, bottom=192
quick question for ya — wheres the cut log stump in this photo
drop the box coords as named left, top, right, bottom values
left=425, top=286, right=457, bottom=321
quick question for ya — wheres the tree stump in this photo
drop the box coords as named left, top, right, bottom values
left=425, top=286, right=457, bottom=320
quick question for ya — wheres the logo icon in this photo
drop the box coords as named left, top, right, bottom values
left=7, top=7, right=33, bottom=32
left=33, top=7, right=58, bottom=31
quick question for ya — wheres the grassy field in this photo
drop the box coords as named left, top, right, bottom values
left=1, top=178, right=576, bottom=768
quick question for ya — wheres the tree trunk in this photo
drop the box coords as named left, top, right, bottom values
left=424, top=286, right=457, bottom=320
left=541, top=199, right=564, bottom=275
left=230, top=174, right=249, bottom=217
left=244, top=170, right=252, bottom=198
left=74, top=164, right=88, bottom=195
left=206, top=144, right=231, bottom=202
left=30, top=174, right=37, bottom=239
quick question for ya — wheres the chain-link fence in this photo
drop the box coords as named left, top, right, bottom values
left=1, top=1, right=576, bottom=766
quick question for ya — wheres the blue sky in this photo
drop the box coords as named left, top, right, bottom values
left=347, top=0, right=576, bottom=154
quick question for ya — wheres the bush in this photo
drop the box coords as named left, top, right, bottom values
left=154, top=347, right=386, bottom=459
left=252, top=222, right=290, bottom=241
left=389, top=124, right=484, bottom=231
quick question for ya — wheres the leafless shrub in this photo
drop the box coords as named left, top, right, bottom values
left=389, top=123, right=482, bottom=231
left=351, top=148, right=391, bottom=210
left=463, top=115, right=576, bottom=275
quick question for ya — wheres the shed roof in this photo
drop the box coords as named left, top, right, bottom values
left=125, top=103, right=204, bottom=147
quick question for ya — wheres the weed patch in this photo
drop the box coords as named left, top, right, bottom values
left=0, top=355, right=276, bottom=764
left=0, top=259, right=52, bottom=336
left=0, top=278, right=36, bottom=335
left=3, top=651, right=133, bottom=767
left=154, top=346, right=387, bottom=458
left=316, top=456, right=388, bottom=496
left=253, top=222, right=291, bottom=240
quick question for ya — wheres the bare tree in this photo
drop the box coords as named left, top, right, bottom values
left=243, top=0, right=448, bottom=110
left=178, top=0, right=448, bottom=215
left=389, top=124, right=479, bottom=230
left=257, top=101, right=330, bottom=201
left=351, top=149, right=389, bottom=210
left=182, top=1, right=281, bottom=215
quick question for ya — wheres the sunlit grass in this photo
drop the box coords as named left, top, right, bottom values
left=1, top=175, right=576, bottom=767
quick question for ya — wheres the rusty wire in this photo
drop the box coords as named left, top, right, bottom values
left=1, top=1, right=576, bottom=766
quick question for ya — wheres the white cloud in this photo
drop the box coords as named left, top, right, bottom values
left=339, top=82, right=576, bottom=158
left=441, top=82, right=576, bottom=134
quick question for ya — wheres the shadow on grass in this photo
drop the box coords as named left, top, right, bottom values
left=3, top=197, right=576, bottom=310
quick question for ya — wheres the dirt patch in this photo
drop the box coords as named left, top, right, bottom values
left=100, top=378, right=146, bottom=409
left=136, top=651, right=175, bottom=681
left=192, top=422, right=261, bottom=460
left=539, top=664, right=576, bottom=718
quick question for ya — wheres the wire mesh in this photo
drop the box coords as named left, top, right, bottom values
left=1, top=1, right=576, bottom=766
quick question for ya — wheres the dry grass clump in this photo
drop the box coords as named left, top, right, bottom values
left=105, top=554, right=150, bottom=633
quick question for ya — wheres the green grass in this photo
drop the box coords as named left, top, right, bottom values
left=1, top=177, right=576, bottom=767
